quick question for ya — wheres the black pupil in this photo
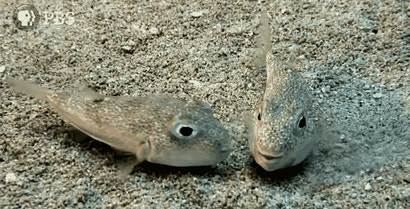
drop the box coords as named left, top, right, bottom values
left=257, top=113, right=261, bottom=121
left=179, top=126, right=193, bottom=136
left=298, top=116, right=306, bottom=128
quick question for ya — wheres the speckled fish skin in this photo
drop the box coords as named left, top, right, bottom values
left=248, top=52, right=317, bottom=172
left=7, top=79, right=232, bottom=167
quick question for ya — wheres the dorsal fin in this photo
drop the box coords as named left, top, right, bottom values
left=254, top=10, right=272, bottom=68
left=79, top=86, right=105, bottom=102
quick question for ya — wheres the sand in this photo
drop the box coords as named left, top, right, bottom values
left=1, top=0, right=409, bottom=208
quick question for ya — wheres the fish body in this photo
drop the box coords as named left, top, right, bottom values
left=7, top=79, right=232, bottom=167
left=248, top=12, right=317, bottom=172
left=248, top=53, right=317, bottom=171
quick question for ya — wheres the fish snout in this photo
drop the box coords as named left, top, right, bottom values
left=252, top=146, right=289, bottom=171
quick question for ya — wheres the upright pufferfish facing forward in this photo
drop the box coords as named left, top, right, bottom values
left=7, top=79, right=232, bottom=167
left=248, top=12, right=318, bottom=172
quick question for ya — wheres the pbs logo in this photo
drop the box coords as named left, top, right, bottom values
left=13, top=4, right=75, bottom=30
left=13, top=4, right=40, bottom=30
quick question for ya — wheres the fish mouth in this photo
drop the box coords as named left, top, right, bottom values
left=257, top=151, right=284, bottom=161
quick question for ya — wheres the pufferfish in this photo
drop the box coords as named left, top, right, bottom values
left=248, top=11, right=318, bottom=172
left=7, top=78, right=232, bottom=167
left=247, top=52, right=318, bottom=172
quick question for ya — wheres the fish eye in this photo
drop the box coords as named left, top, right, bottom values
left=178, top=126, right=194, bottom=136
left=297, top=116, right=306, bottom=128
left=293, top=111, right=307, bottom=136
left=257, top=107, right=262, bottom=121
left=172, top=123, right=197, bottom=138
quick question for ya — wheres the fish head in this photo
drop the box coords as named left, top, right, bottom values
left=146, top=100, right=233, bottom=167
left=249, top=102, right=316, bottom=171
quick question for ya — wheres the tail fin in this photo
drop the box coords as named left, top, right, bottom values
left=6, top=78, right=53, bottom=101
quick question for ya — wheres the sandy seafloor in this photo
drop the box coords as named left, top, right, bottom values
left=0, top=0, right=409, bottom=208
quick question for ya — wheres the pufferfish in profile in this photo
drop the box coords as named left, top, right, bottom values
left=7, top=78, right=232, bottom=167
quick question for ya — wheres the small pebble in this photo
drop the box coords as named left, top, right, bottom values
left=373, top=92, right=383, bottom=98
left=351, top=192, right=358, bottom=199
left=121, top=41, right=136, bottom=53
left=149, top=27, right=159, bottom=35
left=364, top=183, right=372, bottom=191
left=0, top=65, right=5, bottom=73
left=190, top=11, right=203, bottom=17
left=188, top=80, right=202, bottom=88
left=403, top=175, right=410, bottom=183
left=121, top=46, right=134, bottom=54
left=5, top=172, right=17, bottom=183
